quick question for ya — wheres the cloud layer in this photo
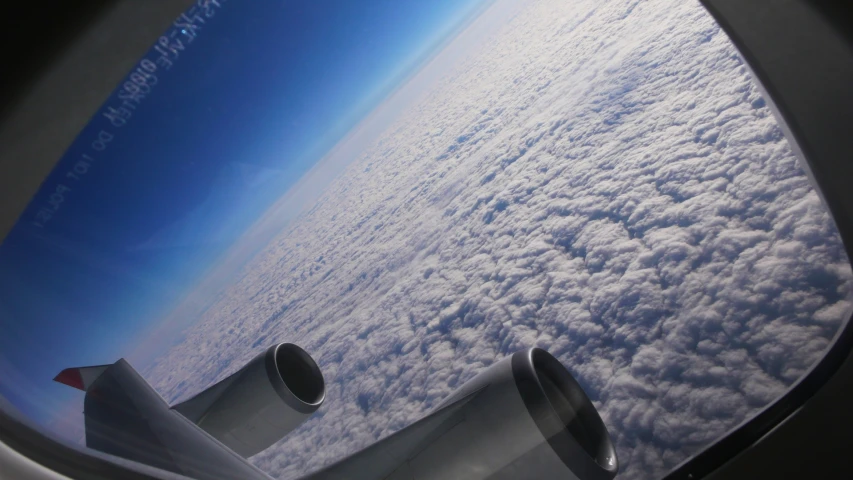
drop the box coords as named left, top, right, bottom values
left=144, top=0, right=852, bottom=478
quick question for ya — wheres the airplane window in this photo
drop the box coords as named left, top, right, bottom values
left=1, top=1, right=851, bottom=479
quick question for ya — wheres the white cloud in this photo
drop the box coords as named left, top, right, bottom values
left=143, top=0, right=851, bottom=479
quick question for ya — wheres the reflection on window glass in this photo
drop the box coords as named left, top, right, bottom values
left=0, top=0, right=850, bottom=479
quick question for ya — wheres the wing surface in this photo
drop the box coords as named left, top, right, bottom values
left=56, top=359, right=272, bottom=480
left=299, top=388, right=483, bottom=480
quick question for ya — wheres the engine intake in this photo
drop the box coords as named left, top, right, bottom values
left=514, top=348, right=618, bottom=479
left=273, top=342, right=325, bottom=406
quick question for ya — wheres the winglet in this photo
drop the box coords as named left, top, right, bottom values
left=53, top=365, right=111, bottom=392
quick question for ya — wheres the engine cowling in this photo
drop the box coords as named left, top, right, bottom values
left=404, top=347, right=618, bottom=480
left=172, top=343, right=325, bottom=458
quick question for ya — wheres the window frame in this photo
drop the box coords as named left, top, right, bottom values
left=1, top=1, right=852, bottom=479
left=665, top=1, right=853, bottom=477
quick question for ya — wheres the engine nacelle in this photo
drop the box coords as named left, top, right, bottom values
left=404, top=348, right=618, bottom=480
left=172, top=343, right=325, bottom=458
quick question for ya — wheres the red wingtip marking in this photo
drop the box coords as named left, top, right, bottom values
left=54, top=368, right=85, bottom=391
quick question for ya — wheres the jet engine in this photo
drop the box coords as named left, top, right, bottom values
left=172, top=343, right=325, bottom=457
left=314, top=347, right=617, bottom=480
left=421, top=347, right=619, bottom=480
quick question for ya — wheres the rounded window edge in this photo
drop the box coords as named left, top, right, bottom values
left=664, top=2, right=853, bottom=478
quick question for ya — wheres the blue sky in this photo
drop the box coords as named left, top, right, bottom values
left=0, top=0, right=490, bottom=426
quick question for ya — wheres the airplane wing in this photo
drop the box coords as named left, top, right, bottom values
left=302, top=387, right=483, bottom=480
left=61, top=358, right=272, bottom=480
left=56, top=345, right=617, bottom=480
left=53, top=343, right=326, bottom=479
